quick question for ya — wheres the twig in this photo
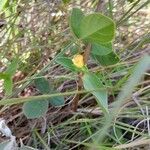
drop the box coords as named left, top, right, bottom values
left=71, top=72, right=83, bottom=111
left=72, top=43, right=92, bottom=112
left=114, top=138, right=150, bottom=149
left=83, top=44, right=92, bottom=63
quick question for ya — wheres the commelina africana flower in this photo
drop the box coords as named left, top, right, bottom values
left=72, top=54, right=84, bottom=68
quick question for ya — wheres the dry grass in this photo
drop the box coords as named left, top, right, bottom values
left=0, top=0, right=150, bottom=149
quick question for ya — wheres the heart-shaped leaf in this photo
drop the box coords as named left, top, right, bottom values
left=91, top=42, right=113, bottom=55
left=34, top=77, right=64, bottom=107
left=49, top=95, right=65, bottom=107
left=92, top=51, right=119, bottom=66
left=70, top=8, right=84, bottom=38
left=80, top=13, right=115, bottom=44
left=23, top=100, right=49, bottom=119
left=82, top=73, right=108, bottom=113
left=34, top=77, right=52, bottom=94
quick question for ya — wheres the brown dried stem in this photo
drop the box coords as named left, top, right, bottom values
left=72, top=44, right=91, bottom=111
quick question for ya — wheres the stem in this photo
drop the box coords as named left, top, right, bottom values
left=71, top=73, right=83, bottom=111
left=71, top=0, right=103, bottom=111
left=72, top=44, right=92, bottom=111
left=83, top=44, right=92, bottom=63
left=0, top=88, right=111, bottom=106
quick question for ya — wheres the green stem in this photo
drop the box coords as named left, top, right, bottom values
left=117, top=0, right=140, bottom=25
left=108, top=0, right=113, bottom=19
left=0, top=88, right=112, bottom=106
left=117, top=0, right=150, bottom=26
left=34, top=130, right=51, bottom=150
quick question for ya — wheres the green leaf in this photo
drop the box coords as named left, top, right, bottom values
left=82, top=73, right=108, bottom=113
left=62, top=0, right=71, bottom=4
left=80, top=13, right=115, bottom=44
left=70, top=44, right=79, bottom=55
left=91, top=42, right=113, bottom=55
left=70, top=8, right=84, bottom=38
left=50, top=95, right=65, bottom=107
left=0, top=0, right=8, bottom=11
left=0, top=73, right=13, bottom=96
left=34, top=77, right=65, bottom=107
left=92, top=51, right=119, bottom=66
left=5, top=59, right=18, bottom=76
left=3, top=75, right=13, bottom=96
left=34, top=77, right=52, bottom=94
left=0, top=59, right=18, bottom=96
left=23, top=100, right=49, bottom=119
left=55, top=57, right=76, bottom=71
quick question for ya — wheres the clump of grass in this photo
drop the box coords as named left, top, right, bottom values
left=0, top=0, right=150, bottom=149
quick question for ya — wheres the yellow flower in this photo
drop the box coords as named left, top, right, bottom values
left=72, top=54, right=84, bottom=68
